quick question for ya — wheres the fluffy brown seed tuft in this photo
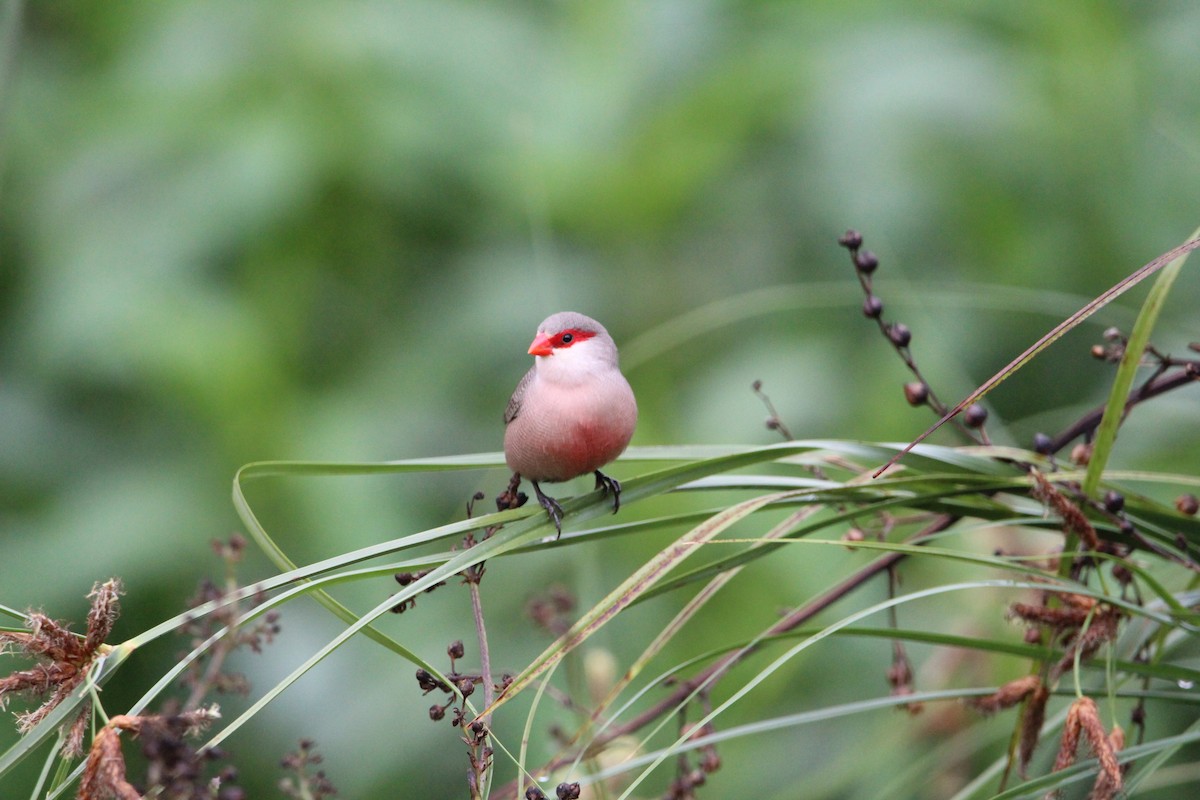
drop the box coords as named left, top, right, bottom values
left=967, top=675, right=1041, bottom=715
left=1029, top=471, right=1100, bottom=550
left=1051, top=697, right=1122, bottom=796
left=1018, top=683, right=1050, bottom=777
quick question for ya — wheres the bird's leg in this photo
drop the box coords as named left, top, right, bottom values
left=593, top=470, right=622, bottom=514
left=531, top=481, right=564, bottom=538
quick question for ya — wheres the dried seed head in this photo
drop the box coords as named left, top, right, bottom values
left=862, top=295, right=884, bottom=318
left=84, top=579, right=122, bottom=653
left=967, top=675, right=1041, bottom=714
left=448, top=640, right=465, bottom=659
left=1176, top=493, right=1199, bottom=516
left=854, top=251, right=883, bottom=277
left=963, top=404, right=988, bottom=428
left=903, top=381, right=929, bottom=406
left=854, top=249, right=879, bottom=274
left=1019, top=684, right=1050, bottom=777
left=1055, top=696, right=1121, bottom=792
left=416, top=669, right=449, bottom=694
left=838, top=229, right=863, bottom=249
left=1091, top=725, right=1126, bottom=800
left=843, top=527, right=866, bottom=543
left=887, top=322, right=911, bottom=347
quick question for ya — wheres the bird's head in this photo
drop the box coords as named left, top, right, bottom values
left=527, top=312, right=620, bottom=380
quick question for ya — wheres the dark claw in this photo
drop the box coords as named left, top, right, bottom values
left=593, top=470, right=622, bottom=514
left=531, top=481, right=564, bottom=538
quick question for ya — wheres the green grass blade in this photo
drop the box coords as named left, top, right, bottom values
left=207, top=447, right=833, bottom=748
left=477, top=488, right=798, bottom=719
left=1082, top=225, right=1200, bottom=499
left=1121, top=717, right=1200, bottom=795
left=612, top=580, right=1051, bottom=798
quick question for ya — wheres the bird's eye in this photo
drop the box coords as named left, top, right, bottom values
left=560, top=333, right=573, bottom=344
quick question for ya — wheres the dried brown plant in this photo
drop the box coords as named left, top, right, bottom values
left=0, top=579, right=121, bottom=747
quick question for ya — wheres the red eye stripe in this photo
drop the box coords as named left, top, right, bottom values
left=551, top=328, right=596, bottom=349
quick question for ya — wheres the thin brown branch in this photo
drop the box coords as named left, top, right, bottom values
left=871, top=236, right=1200, bottom=477
left=1047, top=365, right=1199, bottom=453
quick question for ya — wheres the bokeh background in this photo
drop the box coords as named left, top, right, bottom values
left=2, top=1, right=1199, bottom=797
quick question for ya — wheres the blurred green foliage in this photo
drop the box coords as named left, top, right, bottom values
left=2, top=1, right=1199, bottom=797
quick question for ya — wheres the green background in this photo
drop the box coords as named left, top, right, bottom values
left=2, top=1, right=1198, bottom=797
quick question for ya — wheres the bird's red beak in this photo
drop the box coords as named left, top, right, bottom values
left=528, top=332, right=554, bottom=357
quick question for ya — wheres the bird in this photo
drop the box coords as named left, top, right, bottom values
left=504, top=312, right=638, bottom=537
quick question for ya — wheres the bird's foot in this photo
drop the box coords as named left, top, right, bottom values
left=531, top=481, right=564, bottom=538
left=593, top=470, right=622, bottom=514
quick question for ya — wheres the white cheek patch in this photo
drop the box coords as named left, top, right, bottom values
left=538, top=343, right=605, bottom=385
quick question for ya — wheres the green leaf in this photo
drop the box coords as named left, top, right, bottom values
left=1083, top=226, right=1200, bottom=498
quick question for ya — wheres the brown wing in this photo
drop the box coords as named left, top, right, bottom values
left=504, top=366, right=535, bottom=424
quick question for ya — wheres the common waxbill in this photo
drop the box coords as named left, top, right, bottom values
left=504, top=312, right=638, bottom=536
